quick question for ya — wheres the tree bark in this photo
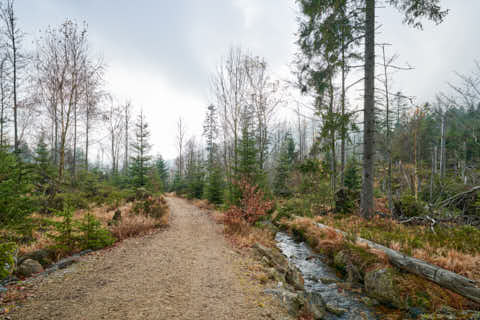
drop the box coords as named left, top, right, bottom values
left=12, top=16, right=18, bottom=154
left=361, top=0, right=376, bottom=218
left=340, top=41, right=346, bottom=188
left=0, top=58, right=5, bottom=147
left=124, top=102, right=129, bottom=172
left=329, top=78, right=336, bottom=193
left=382, top=45, right=393, bottom=212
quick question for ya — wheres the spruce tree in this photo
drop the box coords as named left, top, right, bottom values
left=33, top=134, right=57, bottom=211
left=155, top=155, right=169, bottom=191
left=129, top=111, right=152, bottom=188
left=236, top=106, right=258, bottom=183
left=0, top=147, right=32, bottom=224
left=202, top=104, right=223, bottom=204
left=274, top=133, right=296, bottom=197
left=33, top=134, right=56, bottom=192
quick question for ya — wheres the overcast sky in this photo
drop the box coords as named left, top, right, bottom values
left=16, top=0, right=480, bottom=159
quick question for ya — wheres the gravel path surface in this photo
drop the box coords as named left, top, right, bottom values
left=4, top=197, right=290, bottom=320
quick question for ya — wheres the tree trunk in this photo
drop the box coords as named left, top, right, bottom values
left=0, top=62, right=4, bottom=147
left=54, top=105, right=58, bottom=165
left=440, top=115, right=446, bottom=178
left=12, top=27, right=18, bottom=154
left=340, top=45, right=346, bottom=188
left=124, top=104, right=129, bottom=172
left=329, top=78, right=336, bottom=194
left=382, top=46, right=393, bottom=212
left=73, top=102, right=77, bottom=181
left=430, top=147, right=435, bottom=201
left=463, top=141, right=467, bottom=184
left=414, top=117, right=418, bottom=200
left=315, top=222, right=480, bottom=304
left=361, top=0, right=376, bottom=218
left=340, top=12, right=346, bottom=188
left=85, top=103, right=89, bottom=171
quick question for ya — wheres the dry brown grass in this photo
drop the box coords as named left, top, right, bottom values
left=110, top=213, right=161, bottom=240
left=18, top=231, right=53, bottom=256
left=205, top=208, right=275, bottom=249
left=412, top=246, right=480, bottom=281
left=282, top=217, right=345, bottom=255
left=312, top=214, right=480, bottom=282
left=191, top=199, right=215, bottom=211
left=228, top=225, right=275, bottom=249
left=16, top=199, right=169, bottom=256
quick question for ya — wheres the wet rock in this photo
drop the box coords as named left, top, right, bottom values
left=326, top=303, right=346, bottom=316
left=306, top=274, right=318, bottom=282
left=360, top=296, right=379, bottom=307
left=333, top=250, right=362, bottom=283
left=267, top=267, right=285, bottom=283
left=333, top=250, right=349, bottom=271
left=305, top=292, right=326, bottom=320
left=79, top=249, right=93, bottom=256
left=409, top=307, right=427, bottom=319
left=264, top=288, right=305, bottom=316
left=43, top=265, right=59, bottom=275
left=57, top=256, right=80, bottom=269
left=1, top=275, right=18, bottom=286
left=364, top=268, right=404, bottom=309
left=17, top=259, right=44, bottom=278
left=253, top=243, right=304, bottom=290
left=285, top=262, right=304, bottom=291
left=319, top=277, right=337, bottom=285
left=253, top=243, right=288, bottom=272
left=18, top=249, right=55, bottom=267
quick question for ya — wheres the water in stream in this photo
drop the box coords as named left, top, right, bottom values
left=275, top=232, right=379, bottom=320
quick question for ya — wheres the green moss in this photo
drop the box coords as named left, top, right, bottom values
left=346, top=243, right=380, bottom=273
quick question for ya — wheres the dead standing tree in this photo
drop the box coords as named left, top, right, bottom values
left=0, top=0, right=25, bottom=154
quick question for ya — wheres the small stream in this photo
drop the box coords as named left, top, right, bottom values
left=275, top=232, right=378, bottom=320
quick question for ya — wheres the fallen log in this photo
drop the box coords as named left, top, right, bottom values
left=315, top=222, right=480, bottom=304
left=438, top=185, right=480, bottom=208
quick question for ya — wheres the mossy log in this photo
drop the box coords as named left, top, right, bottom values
left=316, top=222, right=480, bottom=304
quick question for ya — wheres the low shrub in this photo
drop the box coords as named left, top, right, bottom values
left=334, top=188, right=358, bottom=214
left=51, top=192, right=90, bottom=211
left=48, top=206, right=76, bottom=252
left=135, top=187, right=152, bottom=201
left=0, top=242, right=17, bottom=280
left=48, top=206, right=115, bottom=254
left=132, top=195, right=169, bottom=221
left=77, top=212, right=115, bottom=250
left=393, top=194, right=427, bottom=217
left=275, top=198, right=312, bottom=222
left=223, top=180, right=274, bottom=234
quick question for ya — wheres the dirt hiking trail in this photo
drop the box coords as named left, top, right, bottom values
left=5, top=197, right=290, bottom=320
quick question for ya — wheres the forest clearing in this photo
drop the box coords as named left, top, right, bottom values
left=1, top=0, right=480, bottom=319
